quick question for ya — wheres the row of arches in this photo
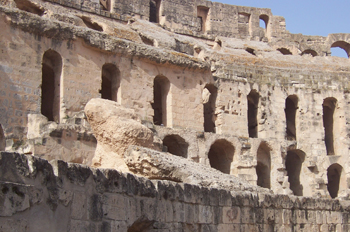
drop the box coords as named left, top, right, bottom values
left=40, top=49, right=121, bottom=122
left=248, top=90, right=337, bottom=156
left=162, top=133, right=343, bottom=198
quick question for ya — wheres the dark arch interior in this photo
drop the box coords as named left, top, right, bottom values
left=208, top=139, right=235, bottom=174
left=285, top=95, right=298, bottom=140
left=286, top=150, right=304, bottom=196
left=163, top=135, right=189, bottom=158
left=41, top=50, right=62, bottom=122
left=301, top=49, right=318, bottom=57
left=152, top=76, right=170, bottom=126
left=323, top=97, right=337, bottom=155
left=100, top=63, right=120, bottom=101
left=149, top=0, right=161, bottom=23
left=256, top=142, right=271, bottom=189
left=0, top=124, right=5, bottom=151
left=277, top=48, right=292, bottom=55
left=247, top=90, right=259, bottom=138
left=203, top=84, right=217, bottom=133
left=327, top=163, right=342, bottom=199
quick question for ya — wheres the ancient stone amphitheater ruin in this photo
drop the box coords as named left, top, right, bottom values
left=1, top=0, right=350, bottom=231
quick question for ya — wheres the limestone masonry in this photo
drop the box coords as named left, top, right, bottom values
left=1, top=0, right=350, bottom=230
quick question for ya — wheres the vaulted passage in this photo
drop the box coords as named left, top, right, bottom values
left=285, top=95, right=298, bottom=140
left=286, top=150, right=304, bottom=196
left=327, top=163, right=343, bottom=199
left=256, top=142, right=271, bottom=189
left=100, top=63, right=120, bottom=101
left=323, top=97, right=337, bottom=155
left=163, top=134, right=188, bottom=158
left=259, top=14, right=269, bottom=36
left=301, top=49, right=318, bottom=57
left=41, top=49, right=62, bottom=122
left=0, top=124, right=5, bottom=151
left=203, top=84, right=217, bottom=133
left=149, top=0, right=161, bottom=23
left=208, top=139, right=235, bottom=174
left=152, top=76, right=170, bottom=126
left=331, top=41, right=350, bottom=58
left=277, top=48, right=292, bottom=55
left=247, top=90, right=259, bottom=138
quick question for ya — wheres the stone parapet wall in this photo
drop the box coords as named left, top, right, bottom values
left=1, top=152, right=350, bottom=231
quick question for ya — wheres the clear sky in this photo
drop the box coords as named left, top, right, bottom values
left=215, top=0, right=350, bottom=57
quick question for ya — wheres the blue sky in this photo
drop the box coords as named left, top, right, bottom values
left=215, top=0, right=350, bottom=57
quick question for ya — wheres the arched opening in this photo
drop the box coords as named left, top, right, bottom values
left=203, top=84, right=217, bottom=133
left=331, top=41, right=350, bottom=58
left=152, top=75, right=170, bottom=126
left=277, top=48, right=292, bottom=55
left=41, top=49, right=62, bottom=122
left=149, top=0, right=161, bottom=23
left=323, top=97, right=337, bottom=155
left=163, top=134, right=189, bottom=158
left=0, top=124, right=5, bottom=151
left=256, top=142, right=271, bottom=189
left=327, top=163, right=343, bottom=199
left=301, top=49, right=318, bottom=57
left=197, top=6, right=209, bottom=32
left=208, top=139, right=235, bottom=174
left=286, top=149, right=305, bottom=196
left=100, top=63, right=120, bottom=102
left=259, top=14, right=269, bottom=29
left=247, top=90, right=259, bottom=138
left=285, top=95, right=298, bottom=140
left=238, top=12, right=251, bottom=37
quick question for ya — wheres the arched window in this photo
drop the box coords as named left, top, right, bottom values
left=149, top=0, right=161, bottom=23
left=277, top=48, right=292, bottom=55
left=301, top=49, right=318, bottom=57
left=285, top=95, right=298, bottom=140
left=100, top=63, right=120, bottom=102
left=256, top=142, right=271, bottom=189
left=286, top=150, right=305, bottom=196
left=203, top=84, right=217, bottom=133
left=197, top=6, right=209, bottom=32
left=323, top=97, right=337, bottom=155
left=163, top=134, right=188, bottom=158
left=259, top=14, right=269, bottom=36
left=41, top=49, right=62, bottom=122
left=208, top=139, right=235, bottom=174
left=327, top=163, right=343, bottom=199
left=331, top=41, right=350, bottom=58
left=0, top=124, right=5, bottom=151
left=152, top=75, right=170, bottom=126
left=247, top=90, right=259, bottom=138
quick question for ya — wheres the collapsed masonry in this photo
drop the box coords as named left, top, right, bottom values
left=1, top=0, right=350, bottom=230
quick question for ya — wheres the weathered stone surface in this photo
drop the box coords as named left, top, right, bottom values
left=84, top=98, right=159, bottom=171
left=124, top=145, right=270, bottom=193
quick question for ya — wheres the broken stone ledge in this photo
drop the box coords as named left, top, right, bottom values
left=1, top=151, right=350, bottom=231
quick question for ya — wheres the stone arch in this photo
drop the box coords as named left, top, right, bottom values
left=203, top=84, right=217, bottom=133
left=163, top=134, right=189, bottom=158
left=208, top=139, right=235, bottom=174
left=100, top=63, right=120, bottom=102
left=197, top=6, right=210, bottom=32
left=152, top=75, right=170, bottom=126
left=41, top=49, right=62, bottom=122
left=247, top=89, right=259, bottom=138
left=277, top=48, right=292, bottom=55
left=259, top=14, right=269, bottom=35
left=286, top=149, right=305, bottom=196
left=331, top=41, right=350, bottom=58
left=149, top=0, right=161, bottom=23
left=327, top=163, right=343, bottom=199
left=285, top=95, right=298, bottom=140
left=323, top=97, right=337, bottom=155
left=0, top=124, right=5, bottom=151
left=256, top=142, right=271, bottom=189
left=301, top=49, right=318, bottom=57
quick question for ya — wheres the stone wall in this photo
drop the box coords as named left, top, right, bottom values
left=1, top=151, right=350, bottom=232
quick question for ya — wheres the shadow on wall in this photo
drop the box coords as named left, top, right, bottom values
left=208, top=139, right=235, bottom=174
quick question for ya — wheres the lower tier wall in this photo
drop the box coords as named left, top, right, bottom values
left=0, top=152, right=349, bottom=232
